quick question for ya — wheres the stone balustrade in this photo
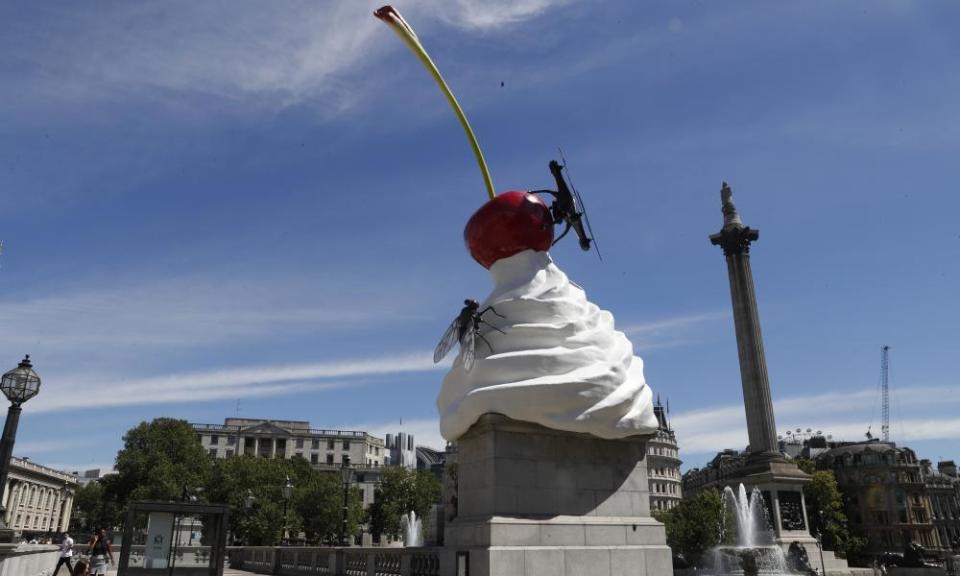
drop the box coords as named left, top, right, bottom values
left=0, top=543, right=60, bottom=576
left=229, top=546, right=450, bottom=576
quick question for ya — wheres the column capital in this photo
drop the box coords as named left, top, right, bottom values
left=709, top=182, right=759, bottom=255
left=710, top=225, right=759, bottom=256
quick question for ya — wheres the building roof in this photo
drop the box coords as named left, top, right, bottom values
left=817, top=440, right=922, bottom=468
left=192, top=418, right=381, bottom=442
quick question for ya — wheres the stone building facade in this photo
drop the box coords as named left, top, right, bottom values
left=681, top=449, right=744, bottom=495
left=923, top=459, right=960, bottom=554
left=817, top=441, right=943, bottom=559
left=647, top=399, right=682, bottom=511
left=193, top=418, right=385, bottom=468
left=2, top=456, right=78, bottom=536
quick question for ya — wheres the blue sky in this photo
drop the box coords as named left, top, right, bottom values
left=1, top=0, right=958, bottom=474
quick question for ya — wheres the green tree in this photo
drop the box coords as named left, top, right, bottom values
left=110, top=418, right=211, bottom=506
left=795, top=458, right=817, bottom=475
left=70, top=480, right=121, bottom=533
left=803, top=469, right=865, bottom=559
left=294, top=472, right=363, bottom=545
left=654, top=488, right=724, bottom=566
left=367, top=467, right=441, bottom=540
left=205, top=455, right=310, bottom=545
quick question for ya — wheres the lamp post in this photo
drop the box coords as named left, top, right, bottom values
left=280, top=476, right=293, bottom=546
left=816, top=510, right=827, bottom=576
left=0, top=355, right=41, bottom=540
left=239, top=489, right=255, bottom=546
left=340, top=455, right=352, bottom=547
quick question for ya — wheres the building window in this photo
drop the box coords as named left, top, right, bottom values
left=312, top=439, right=320, bottom=450
left=311, top=454, right=319, bottom=465
left=227, top=435, right=235, bottom=445
left=327, top=454, right=334, bottom=465
left=208, top=449, right=217, bottom=457
left=296, top=438, right=304, bottom=449
left=226, top=449, right=234, bottom=457
left=210, top=435, right=219, bottom=445
left=328, top=439, right=335, bottom=450
left=343, top=440, right=351, bottom=450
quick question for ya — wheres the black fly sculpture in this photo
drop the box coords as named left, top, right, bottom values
left=532, top=157, right=602, bottom=260
left=433, top=299, right=505, bottom=372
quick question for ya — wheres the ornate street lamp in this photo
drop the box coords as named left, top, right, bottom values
left=340, top=455, right=352, bottom=547
left=280, top=476, right=293, bottom=546
left=0, top=355, right=41, bottom=539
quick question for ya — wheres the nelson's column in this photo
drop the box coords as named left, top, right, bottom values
left=709, top=184, right=848, bottom=575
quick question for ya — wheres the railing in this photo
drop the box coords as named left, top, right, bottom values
left=231, top=546, right=449, bottom=576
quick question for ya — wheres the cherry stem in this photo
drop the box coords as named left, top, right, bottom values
left=375, top=6, right=496, bottom=201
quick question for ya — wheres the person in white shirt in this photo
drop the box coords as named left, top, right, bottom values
left=52, top=532, right=74, bottom=576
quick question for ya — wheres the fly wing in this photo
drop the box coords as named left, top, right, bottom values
left=461, top=324, right=476, bottom=372
left=433, top=317, right=461, bottom=363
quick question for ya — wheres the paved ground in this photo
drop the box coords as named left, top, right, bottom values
left=97, top=568, right=256, bottom=575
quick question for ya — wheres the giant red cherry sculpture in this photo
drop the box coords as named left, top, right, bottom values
left=464, top=191, right=554, bottom=269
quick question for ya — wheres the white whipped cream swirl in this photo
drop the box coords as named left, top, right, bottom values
left=438, top=249, right=658, bottom=441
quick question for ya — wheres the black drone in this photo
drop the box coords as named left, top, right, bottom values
left=532, top=158, right=601, bottom=259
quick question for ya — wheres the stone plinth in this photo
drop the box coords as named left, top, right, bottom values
left=445, top=414, right=672, bottom=576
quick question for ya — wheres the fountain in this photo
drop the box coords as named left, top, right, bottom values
left=400, top=511, right=422, bottom=547
left=706, top=484, right=791, bottom=576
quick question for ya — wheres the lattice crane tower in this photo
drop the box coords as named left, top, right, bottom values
left=881, top=345, right=890, bottom=442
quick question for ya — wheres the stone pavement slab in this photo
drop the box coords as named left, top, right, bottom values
left=103, top=568, right=257, bottom=575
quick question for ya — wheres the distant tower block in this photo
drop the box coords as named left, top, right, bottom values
left=385, top=432, right=416, bottom=469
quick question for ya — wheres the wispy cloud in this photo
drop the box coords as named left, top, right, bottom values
left=621, top=310, right=729, bottom=350
left=673, top=385, right=960, bottom=463
left=436, top=0, right=573, bottom=30
left=0, top=272, right=410, bottom=358
left=15, top=439, right=85, bottom=455
left=32, top=351, right=443, bottom=413
left=2, top=0, right=574, bottom=114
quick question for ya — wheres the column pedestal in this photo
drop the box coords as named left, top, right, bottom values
left=445, top=414, right=672, bottom=576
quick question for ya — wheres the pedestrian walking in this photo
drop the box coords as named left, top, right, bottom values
left=87, top=528, right=114, bottom=576
left=52, top=531, right=74, bottom=576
